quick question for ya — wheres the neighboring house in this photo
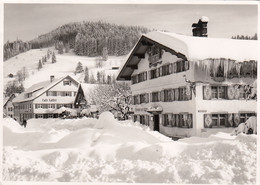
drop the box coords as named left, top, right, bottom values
left=12, top=75, right=79, bottom=123
left=74, top=83, right=97, bottom=109
left=74, top=83, right=98, bottom=117
left=3, top=94, right=17, bottom=118
left=117, top=18, right=257, bottom=138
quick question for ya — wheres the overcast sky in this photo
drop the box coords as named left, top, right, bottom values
left=4, top=3, right=258, bottom=42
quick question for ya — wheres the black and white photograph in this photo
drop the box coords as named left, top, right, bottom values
left=2, top=1, right=259, bottom=184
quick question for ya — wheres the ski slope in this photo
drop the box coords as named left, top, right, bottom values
left=4, top=48, right=126, bottom=89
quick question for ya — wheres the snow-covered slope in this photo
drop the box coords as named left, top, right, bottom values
left=3, top=113, right=257, bottom=184
left=4, top=48, right=126, bottom=89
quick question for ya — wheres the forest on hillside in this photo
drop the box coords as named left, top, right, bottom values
left=4, top=40, right=31, bottom=61
left=30, top=21, right=150, bottom=57
left=231, top=33, right=258, bottom=40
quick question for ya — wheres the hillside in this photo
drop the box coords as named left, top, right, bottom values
left=4, top=47, right=126, bottom=90
left=30, top=21, right=150, bottom=57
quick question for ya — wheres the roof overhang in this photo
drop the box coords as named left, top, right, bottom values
left=116, top=35, right=187, bottom=81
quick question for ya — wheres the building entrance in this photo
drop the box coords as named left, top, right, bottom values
left=153, top=114, right=160, bottom=132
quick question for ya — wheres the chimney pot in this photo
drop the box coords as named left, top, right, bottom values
left=192, top=16, right=208, bottom=37
left=50, top=75, right=55, bottom=82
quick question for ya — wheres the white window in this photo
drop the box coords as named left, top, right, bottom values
left=37, top=114, right=43, bottom=118
left=63, top=80, right=71, bottom=86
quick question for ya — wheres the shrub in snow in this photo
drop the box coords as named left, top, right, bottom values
left=95, top=111, right=117, bottom=129
left=244, top=116, right=257, bottom=134
left=231, top=123, right=246, bottom=136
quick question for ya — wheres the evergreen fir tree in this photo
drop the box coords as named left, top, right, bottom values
left=84, top=66, right=89, bottom=83
left=102, top=46, right=108, bottom=61
left=38, top=59, right=43, bottom=70
left=52, top=53, right=56, bottom=63
left=89, top=73, right=96, bottom=84
left=107, top=75, right=111, bottom=84
left=58, top=42, right=64, bottom=54
left=97, top=71, right=101, bottom=83
left=47, top=49, right=50, bottom=59
left=75, top=62, right=84, bottom=74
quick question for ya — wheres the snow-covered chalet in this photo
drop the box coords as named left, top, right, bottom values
left=3, top=93, right=17, bottom=118
left=74, top=83, right=98, bottom=117
left=117, top=18, right=257, bottom=137
left=12, top=75, right=79, bottom=123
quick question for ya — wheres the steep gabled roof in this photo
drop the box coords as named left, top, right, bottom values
left=79, top=83, right=98, bottom=101
left=117, top=31, right=257, bottom=81
left=3, top=94, right=17, bottom=107
left=12, top=75, right=79, bottom=103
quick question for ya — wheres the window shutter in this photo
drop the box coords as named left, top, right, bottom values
left=146, top=93, right=149, bottom=103
left=169, top=64, right=173, bottom=74
left=160, top=90, right=164, bottom=102
left=171, top=89, right=175, bottom=101
left=203, top=86, right=212, bottom=100
left=150, top=93, right=153, bottom=102
left=233, top=113, right=240, bottom=127
left=234, top=86, right=241, bottom=99
left=137, top=115, right=140, bottom=123
left=156, top=68, right=159, bottom=77
left=168, top=114, right=172, bottom=126
left=187, top=114, right=193, bottom=128
left=159, top=114, right=163, bottom=125
left=173, top=62, right=177, bottom=73
left=204, top=114, right=212, bottom=128
left=227, top=114, right=233, bottom=127
left=175, top=88, right=179, bottom=101
left=145, top=115, right=149, bottom=126
left=158, top=92, right=161, bottom=101
left=144, top=72, right=147, bottom=81
left=171, top=114, right=175, bottom=127
left=148, top=71, right=151, bottom=79
left=176, top=114, right=180, bottom=127
left=137, top=95, right=140, bottom=104
left=162, top=114, right=167, bottom=126
left=227, top=86, right=235, bottom=100
left=185, top=60, right=189, bottom=71
left=130, top=95, right=133, bottom=105
left=160, top=66, right=163, bottom=77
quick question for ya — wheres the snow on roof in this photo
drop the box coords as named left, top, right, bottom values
left=80, top=83, right=98, bottom=100
left=145, top=31, right=257, bottom=61
left=3, top=97, right=9, bottom=107
left=200, top=16, right=209, bottom=22
left=3, top=94, right=18, bottom=107
left=13, top=75, right=79, bottom=103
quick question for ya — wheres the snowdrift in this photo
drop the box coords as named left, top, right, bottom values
left=3, top=112, right=257, bottom=184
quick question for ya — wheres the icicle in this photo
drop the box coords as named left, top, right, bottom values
left=223, top=59, right=229, bottom=78
left=213, top=59, right=220, bottom=77
left=204, top=59, right=211, bottom=77
left=228, top=60, right=234, bottom=76
left=236, top=62, right=241, bottom=78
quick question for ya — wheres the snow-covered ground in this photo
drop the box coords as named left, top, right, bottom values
left=3, top=112, right=257, bottom=184
left=4, top=48, right=125, bottom=89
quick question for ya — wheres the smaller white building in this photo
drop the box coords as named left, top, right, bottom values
left=12, top=75, right=79, bottom=123
left=74, top=83, right=98, bottom=117
left=3, top=94, right=17, bottom=118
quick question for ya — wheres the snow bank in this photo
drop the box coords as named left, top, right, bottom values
left=3, top=113, right=257, bottom=184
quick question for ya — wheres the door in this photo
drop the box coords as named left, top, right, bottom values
left=153, top=114, right=160, bottom=132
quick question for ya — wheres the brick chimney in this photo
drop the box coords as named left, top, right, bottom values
left=192, top=16, right=209, bottom=37
left=50, top=75, right=55, bottom=82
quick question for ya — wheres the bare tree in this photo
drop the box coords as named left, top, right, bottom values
left=89, top=81, right=132, bottom=120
